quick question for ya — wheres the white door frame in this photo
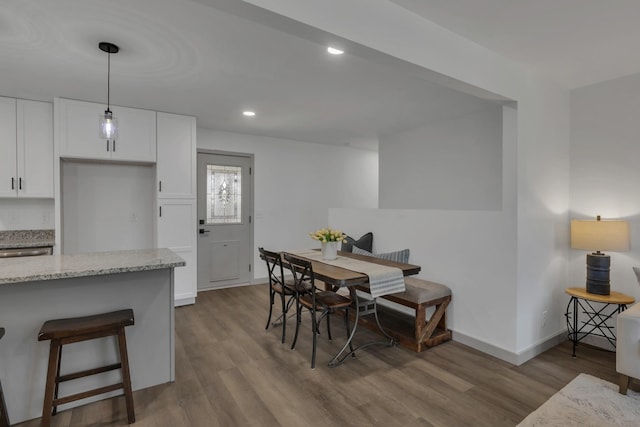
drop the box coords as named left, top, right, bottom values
left=197, top=148, right=255, bottom=287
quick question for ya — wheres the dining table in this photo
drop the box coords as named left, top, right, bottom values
left=283, top=249, right=421, bottom=367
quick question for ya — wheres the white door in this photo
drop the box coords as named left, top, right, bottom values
left=197, top=152, right=253, bottom=290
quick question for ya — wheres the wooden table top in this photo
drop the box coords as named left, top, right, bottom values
left=284, top=250, right=421, bottom=287
left=565, top=287, right=635, bottom=305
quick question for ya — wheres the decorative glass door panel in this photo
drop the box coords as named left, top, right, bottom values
left=206, top=164, right=242, bottom=224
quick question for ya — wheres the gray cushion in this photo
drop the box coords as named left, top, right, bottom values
left=341, top=232, right=373, bottom=253
left=352, top=246, right=410, bottom=264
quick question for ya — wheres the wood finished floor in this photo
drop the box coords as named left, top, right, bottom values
left=16, top=284, right=626, bottom=427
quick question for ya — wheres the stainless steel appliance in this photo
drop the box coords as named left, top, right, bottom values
left=0, top=246, right=53, bottom=258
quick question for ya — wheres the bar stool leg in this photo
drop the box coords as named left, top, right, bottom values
left=52, top=344, right=62, bottom=416
left=0, top=379, right=9, bottom=427
left=117, top=329, right=135, bottom=424
left=41, top=340, right=61, bottom=427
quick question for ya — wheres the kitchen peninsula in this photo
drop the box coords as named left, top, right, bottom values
left=0, top=248, right=184, bottom=424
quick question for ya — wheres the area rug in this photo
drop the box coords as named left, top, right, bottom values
left=518, top=373, right=640, bottom=426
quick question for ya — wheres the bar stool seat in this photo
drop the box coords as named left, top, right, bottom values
left=38, top=309, right=136, bottom=426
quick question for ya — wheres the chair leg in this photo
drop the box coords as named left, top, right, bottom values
left=291, top=300, right=301, bottom=350
left=326, top=312, right=332, bottom=341
left=117, top=329, right=136, bottom=424
left=311, top=309, right=318, bottom=369
left=619, top=374, right=631, bottom=395
left=280, top=293, right=287, bottom=344
left=265, top=289, right=274, bottom=330
left=41, top=340, right=61, bottom=427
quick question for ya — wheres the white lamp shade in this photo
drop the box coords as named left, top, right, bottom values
left=571, top=219, right=630, bottom=252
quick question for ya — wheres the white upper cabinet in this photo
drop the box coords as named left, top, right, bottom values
left=57, top=98, right=156, bottom=163
left=0, top=97, right=53, bottom=198
left=0, top=97, right=17, bottom=198
left=17, top=100, right=54, bottom=197
left=156, top=112, right=196, bottom=198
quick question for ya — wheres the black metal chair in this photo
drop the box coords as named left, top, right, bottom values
left=260, top=248, right=300, bottom=344
left=284, top=253, right=354, bottom=369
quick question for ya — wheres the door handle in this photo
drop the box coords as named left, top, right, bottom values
left=199, top=229, right=210, bottom=234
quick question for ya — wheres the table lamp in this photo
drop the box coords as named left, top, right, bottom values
left=571, top=215, right=630, bottom=295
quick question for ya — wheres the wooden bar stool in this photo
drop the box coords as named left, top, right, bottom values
left=38, top=309, right=136, bottom=426
left=0, top=327, right=9, bottom=427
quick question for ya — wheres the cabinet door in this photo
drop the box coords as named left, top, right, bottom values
left=110, top=106, right=156, bottom=163
left=157, top=200, right=197, bottom=305
left=0, top=97, right=17, bottom=198
left=157, top=113, right=196, bottom=198
left=58, top=98, right=111, bottom=160
left=17, top=100, right=53, bottom=198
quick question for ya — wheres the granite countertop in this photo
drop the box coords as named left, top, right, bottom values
left=0, top=248, right=186, bottom=285
left=0, top=229, right=55, bottom=249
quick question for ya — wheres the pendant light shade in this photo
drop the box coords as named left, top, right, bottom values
left=98, top=42, right=119, bottom=139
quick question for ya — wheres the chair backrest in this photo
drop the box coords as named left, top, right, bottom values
left=259, top=247, right=286, bottom=289
left=283, top=253, right=317, bottom=298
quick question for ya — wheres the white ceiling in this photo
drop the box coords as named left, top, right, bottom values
left=391, top=0, right=640, bottom=89
left=1, top=1, right=638, bottom=148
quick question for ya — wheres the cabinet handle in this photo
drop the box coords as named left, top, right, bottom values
left=106, top=140, right=110, bottom=152
left=19, top=178, right=22, bottom=190
left=113, top=140, right=116, bottom=152
left=11, top=177, right=14, bottom=190
left=159, top=206, right=162, bottom=217
left=159, top=180, right=162, bottom=192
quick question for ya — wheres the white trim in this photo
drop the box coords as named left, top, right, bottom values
left=453, top=329, right=566, bottom=365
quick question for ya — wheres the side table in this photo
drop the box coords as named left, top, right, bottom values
left=565, top=287, right=635, bottom=357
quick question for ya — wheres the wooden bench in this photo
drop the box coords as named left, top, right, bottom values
left=354, top=277, right=452, bottom=352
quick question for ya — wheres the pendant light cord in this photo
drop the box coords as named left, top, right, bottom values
left=107, top=50, right=111, bottom=112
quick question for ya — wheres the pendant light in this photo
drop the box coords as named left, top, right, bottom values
left=98, top=42, right=119, bottom=139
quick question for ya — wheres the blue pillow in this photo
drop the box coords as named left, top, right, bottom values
left=352, top=246, right=410, bottom=264
left=341, top=232, right=373, bottom=253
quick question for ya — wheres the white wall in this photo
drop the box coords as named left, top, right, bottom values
left=249, top=0, right=572, bottom=363
left=379, top=107, right=503, bottom=210
left=61, top=161, right=155, bottom=253
left=330, top=105, right=519, bottom=357
left=570, top=72, right=640, bottom=301
left=197, top=129, right=378, bottom=280
left=0, top=199, right=54, bottom=230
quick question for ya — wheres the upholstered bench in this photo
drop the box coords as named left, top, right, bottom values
left=354, top=277, right=452, bottom=352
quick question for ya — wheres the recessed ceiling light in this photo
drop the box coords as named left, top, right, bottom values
left=327, top=46, right=344, bottom=55
left=243, top=111, right=256, bottom=117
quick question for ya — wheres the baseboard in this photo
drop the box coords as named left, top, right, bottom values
left=453, top=329, right=567, bottom=366
left=514, top=330, right=567, bottom=365
left=174, top=296, right=196, bottom=307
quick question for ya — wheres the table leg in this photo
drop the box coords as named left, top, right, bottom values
left=572, top=296, right=578, bottom=357
left=327, top=288, right=395, bottom=368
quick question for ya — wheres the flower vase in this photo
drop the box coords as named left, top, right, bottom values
left=321, top=241, right=338, bottom=260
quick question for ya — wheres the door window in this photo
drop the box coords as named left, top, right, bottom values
left=206, top=164, right=242, bottom=224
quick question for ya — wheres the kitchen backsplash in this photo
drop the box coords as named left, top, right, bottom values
left=0, top=229, right=54, bottom=241
left=0, top=199, right=54, bottom=231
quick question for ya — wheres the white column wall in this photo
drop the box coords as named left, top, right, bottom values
left=197, top=129, right=378, bottom=281
left=570, top=73, right=640, bottom=301
left=248, top=0, right=572, bottom=361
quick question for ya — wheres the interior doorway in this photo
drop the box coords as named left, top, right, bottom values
left=197, top=151, right=254, bottom=291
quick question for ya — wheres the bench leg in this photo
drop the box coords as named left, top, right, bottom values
left=413, top=297, right=451, bottom=351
